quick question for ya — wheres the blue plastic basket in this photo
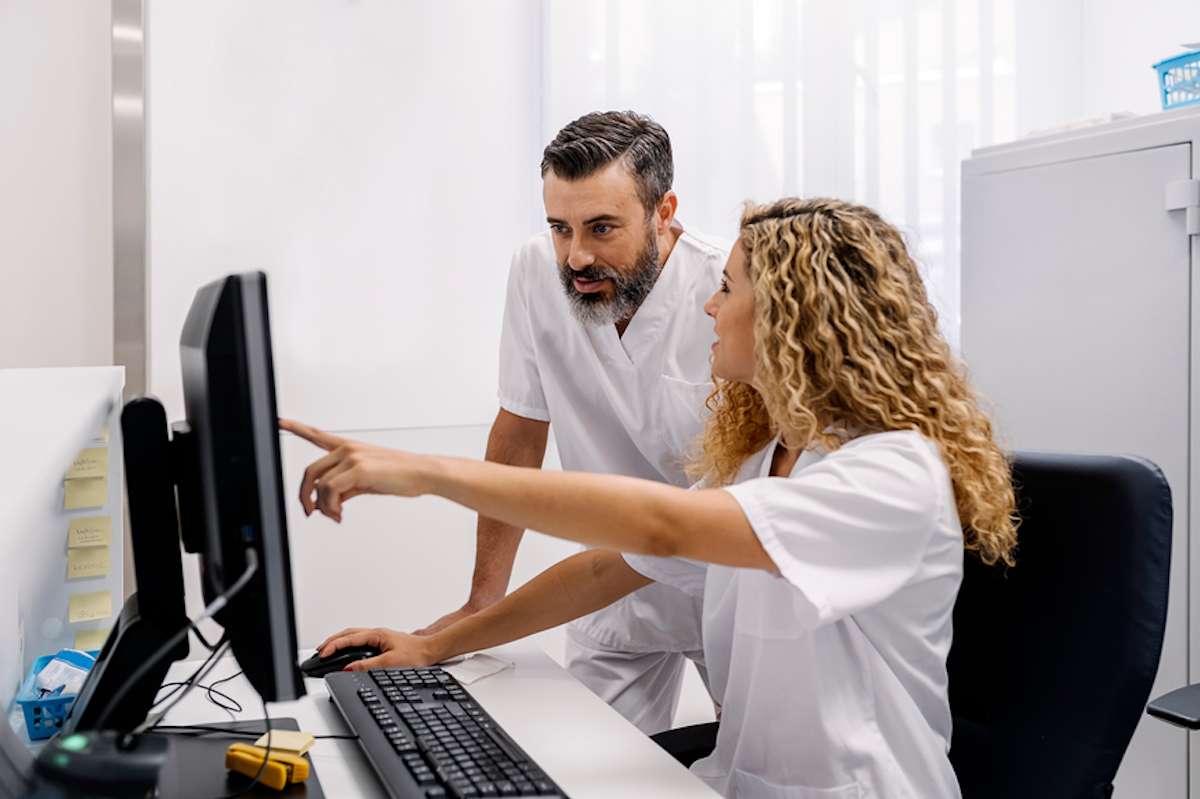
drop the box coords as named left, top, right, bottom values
left=14, top=652, right=100, bottom=741
left=1154, top=50, right=1200, bottom=110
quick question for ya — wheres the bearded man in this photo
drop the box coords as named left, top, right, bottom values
left=415, top=110, right=728, bottom=735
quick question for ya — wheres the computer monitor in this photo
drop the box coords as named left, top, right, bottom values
left=179, top=272, right=302, bottom=702
left=65, top=271, right=303, bottom=735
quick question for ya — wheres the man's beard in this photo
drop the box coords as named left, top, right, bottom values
left=558, top=231, right=660, bottom=327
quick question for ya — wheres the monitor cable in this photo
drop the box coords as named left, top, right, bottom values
left=92, top=548, right=259, bottom=732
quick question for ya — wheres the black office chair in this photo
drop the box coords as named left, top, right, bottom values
left=653, top=452, right=1173, bottom=799
left=947, top=452, right=1171, bottom=798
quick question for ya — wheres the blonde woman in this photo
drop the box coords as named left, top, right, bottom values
left=283, top=197, right=1018, bottom=798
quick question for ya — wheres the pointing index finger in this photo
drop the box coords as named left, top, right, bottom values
left=279, top=417, right=345, bottom=451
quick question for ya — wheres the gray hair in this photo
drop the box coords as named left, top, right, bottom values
left=541, top=111, right=674, bottom=214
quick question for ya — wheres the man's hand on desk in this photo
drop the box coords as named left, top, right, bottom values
left=318, top=626, right=442, bottom=671
left=413, top=589, right=505, bottom=636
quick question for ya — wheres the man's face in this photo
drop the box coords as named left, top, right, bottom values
left=543, top=161, right=660, bottom=326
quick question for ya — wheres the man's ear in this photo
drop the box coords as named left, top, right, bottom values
left=655, top=191, right=679, bottom=232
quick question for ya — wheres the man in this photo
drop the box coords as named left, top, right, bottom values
left=418, top=111, right=727, bottom=735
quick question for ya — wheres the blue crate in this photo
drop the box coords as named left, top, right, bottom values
left=1154, top=50, right=1200, bottom=110
left=14, top=651, right=100, bottom=741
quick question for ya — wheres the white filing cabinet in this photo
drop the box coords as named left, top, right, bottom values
left=962, top=106, right=1200, bottom=797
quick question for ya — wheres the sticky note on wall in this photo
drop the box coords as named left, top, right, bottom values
left=74, top=627, right=110, bottom=652
left=67, top=547, right=110, bottom=580
left=64, top=477, right=106, bottom=510
left=66, top=447, right=108, bottom=480
left=68, top=516, right=112, bottom=548
left=68, top=591, right=112, bottom=623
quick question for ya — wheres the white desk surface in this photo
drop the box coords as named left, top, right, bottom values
left=158, top=643, right=719, bottom=798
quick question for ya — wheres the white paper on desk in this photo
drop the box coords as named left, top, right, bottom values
left=443, top=653, right=513, bottom=685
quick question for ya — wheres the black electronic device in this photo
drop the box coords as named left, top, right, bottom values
left=300, top=646, right=381, bottom=678
left=326, top=667, right=568, bottom=798
left=35, top=272, right=306, bottom=794
left=33, top=731, right=168, bottom=797
left=63, top=398, right=191, bottom=734
left=176, top=272, right=302, bottom=702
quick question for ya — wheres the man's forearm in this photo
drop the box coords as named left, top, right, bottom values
left=467, top=515, right=524, bottom=605
left=429, top=550, right=650, bottom=661
left=466, top=409, right=550, bottom=604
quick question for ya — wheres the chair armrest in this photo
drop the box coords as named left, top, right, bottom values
left=1147, top=685, right=1200, bottom=729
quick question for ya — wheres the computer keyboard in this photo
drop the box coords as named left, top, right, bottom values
left=326, top=667, right=568, bottom=798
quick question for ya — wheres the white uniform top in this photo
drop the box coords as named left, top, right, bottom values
left=499, top=227, right=728, bottom=651
left=626, top=431, right=964, bottom=799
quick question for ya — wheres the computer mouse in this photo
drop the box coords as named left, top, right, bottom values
left=299, top=645, right=380, bottom=677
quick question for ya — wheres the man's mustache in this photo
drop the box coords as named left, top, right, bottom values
left=564, top=264, right=617, bottom=284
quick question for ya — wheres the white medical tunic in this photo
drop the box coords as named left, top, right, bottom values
left=498, top=228, right=728, bottom=655
left=626, top=431, right=964, bottom=799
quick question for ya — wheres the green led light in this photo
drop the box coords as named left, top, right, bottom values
left=60, top=734, right=88, bottom=752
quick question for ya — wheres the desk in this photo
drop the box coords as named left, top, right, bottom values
left=158, top=643, right=719, bottom=798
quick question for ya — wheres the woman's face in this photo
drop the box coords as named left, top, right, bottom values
left=704, top=240, right=757, bottom=383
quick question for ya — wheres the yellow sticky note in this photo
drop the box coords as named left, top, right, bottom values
left=74, top=627, right=110, bottom=652
left=254, top=730, right=316, bottom=755
left=66, top=448, right=108, bottom=480
left=67, top=547, right=110, bottom=580
left=64, top=477, right=106, bottom=510
left=68, top=591, right=112, bottom=623
left=68, top=516, right=112, bottom=548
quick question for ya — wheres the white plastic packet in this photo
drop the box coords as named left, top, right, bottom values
left=35, top=649, right=96, bottom=696
left=444, top=653, right=514, bottom=686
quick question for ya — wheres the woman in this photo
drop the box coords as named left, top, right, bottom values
left=283, top=198, right=1017, bottom=798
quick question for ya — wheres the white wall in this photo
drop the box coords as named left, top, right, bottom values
left=144, top=0, right=552, bottom=652
left=1081, top=0, right=1200, bottom=116
left=0, top=2, right=112, bottom=369
left=145, top=0, right=545, bottom=431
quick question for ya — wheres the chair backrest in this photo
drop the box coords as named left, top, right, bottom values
left=947, top=452, right=1172, bottom=799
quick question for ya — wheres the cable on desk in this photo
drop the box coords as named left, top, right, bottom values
left=94, top=550, right=258, bottom=731
left=206, top=670, right=245, bottom=716
left=220, top=693, right=271, bottom=799
left=150, top=634, right=230, bottom=711
left=151, top=725, right=358, bottom=741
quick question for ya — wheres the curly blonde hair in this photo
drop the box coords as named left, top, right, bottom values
left=690, top=198, right=1018, bottom=566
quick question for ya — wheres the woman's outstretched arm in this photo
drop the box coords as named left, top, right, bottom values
left=281, top=418, right=773, bottom=572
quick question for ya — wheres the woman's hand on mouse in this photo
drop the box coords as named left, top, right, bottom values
left=280, top=418, right=436, bottom=522
left=318, top=626, right=445, bottom=671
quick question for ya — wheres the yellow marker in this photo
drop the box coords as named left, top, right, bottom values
left=68, top=516, right=112, bottom=548
left=68, top=591, right=112, bottom=623
left=67, top=547, right=110, bottom=580
left=66, top=448, right=108, bottom=480
left=225, top=743, right=310, bottom=791
left=64, top=477, right=106, bottom=510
